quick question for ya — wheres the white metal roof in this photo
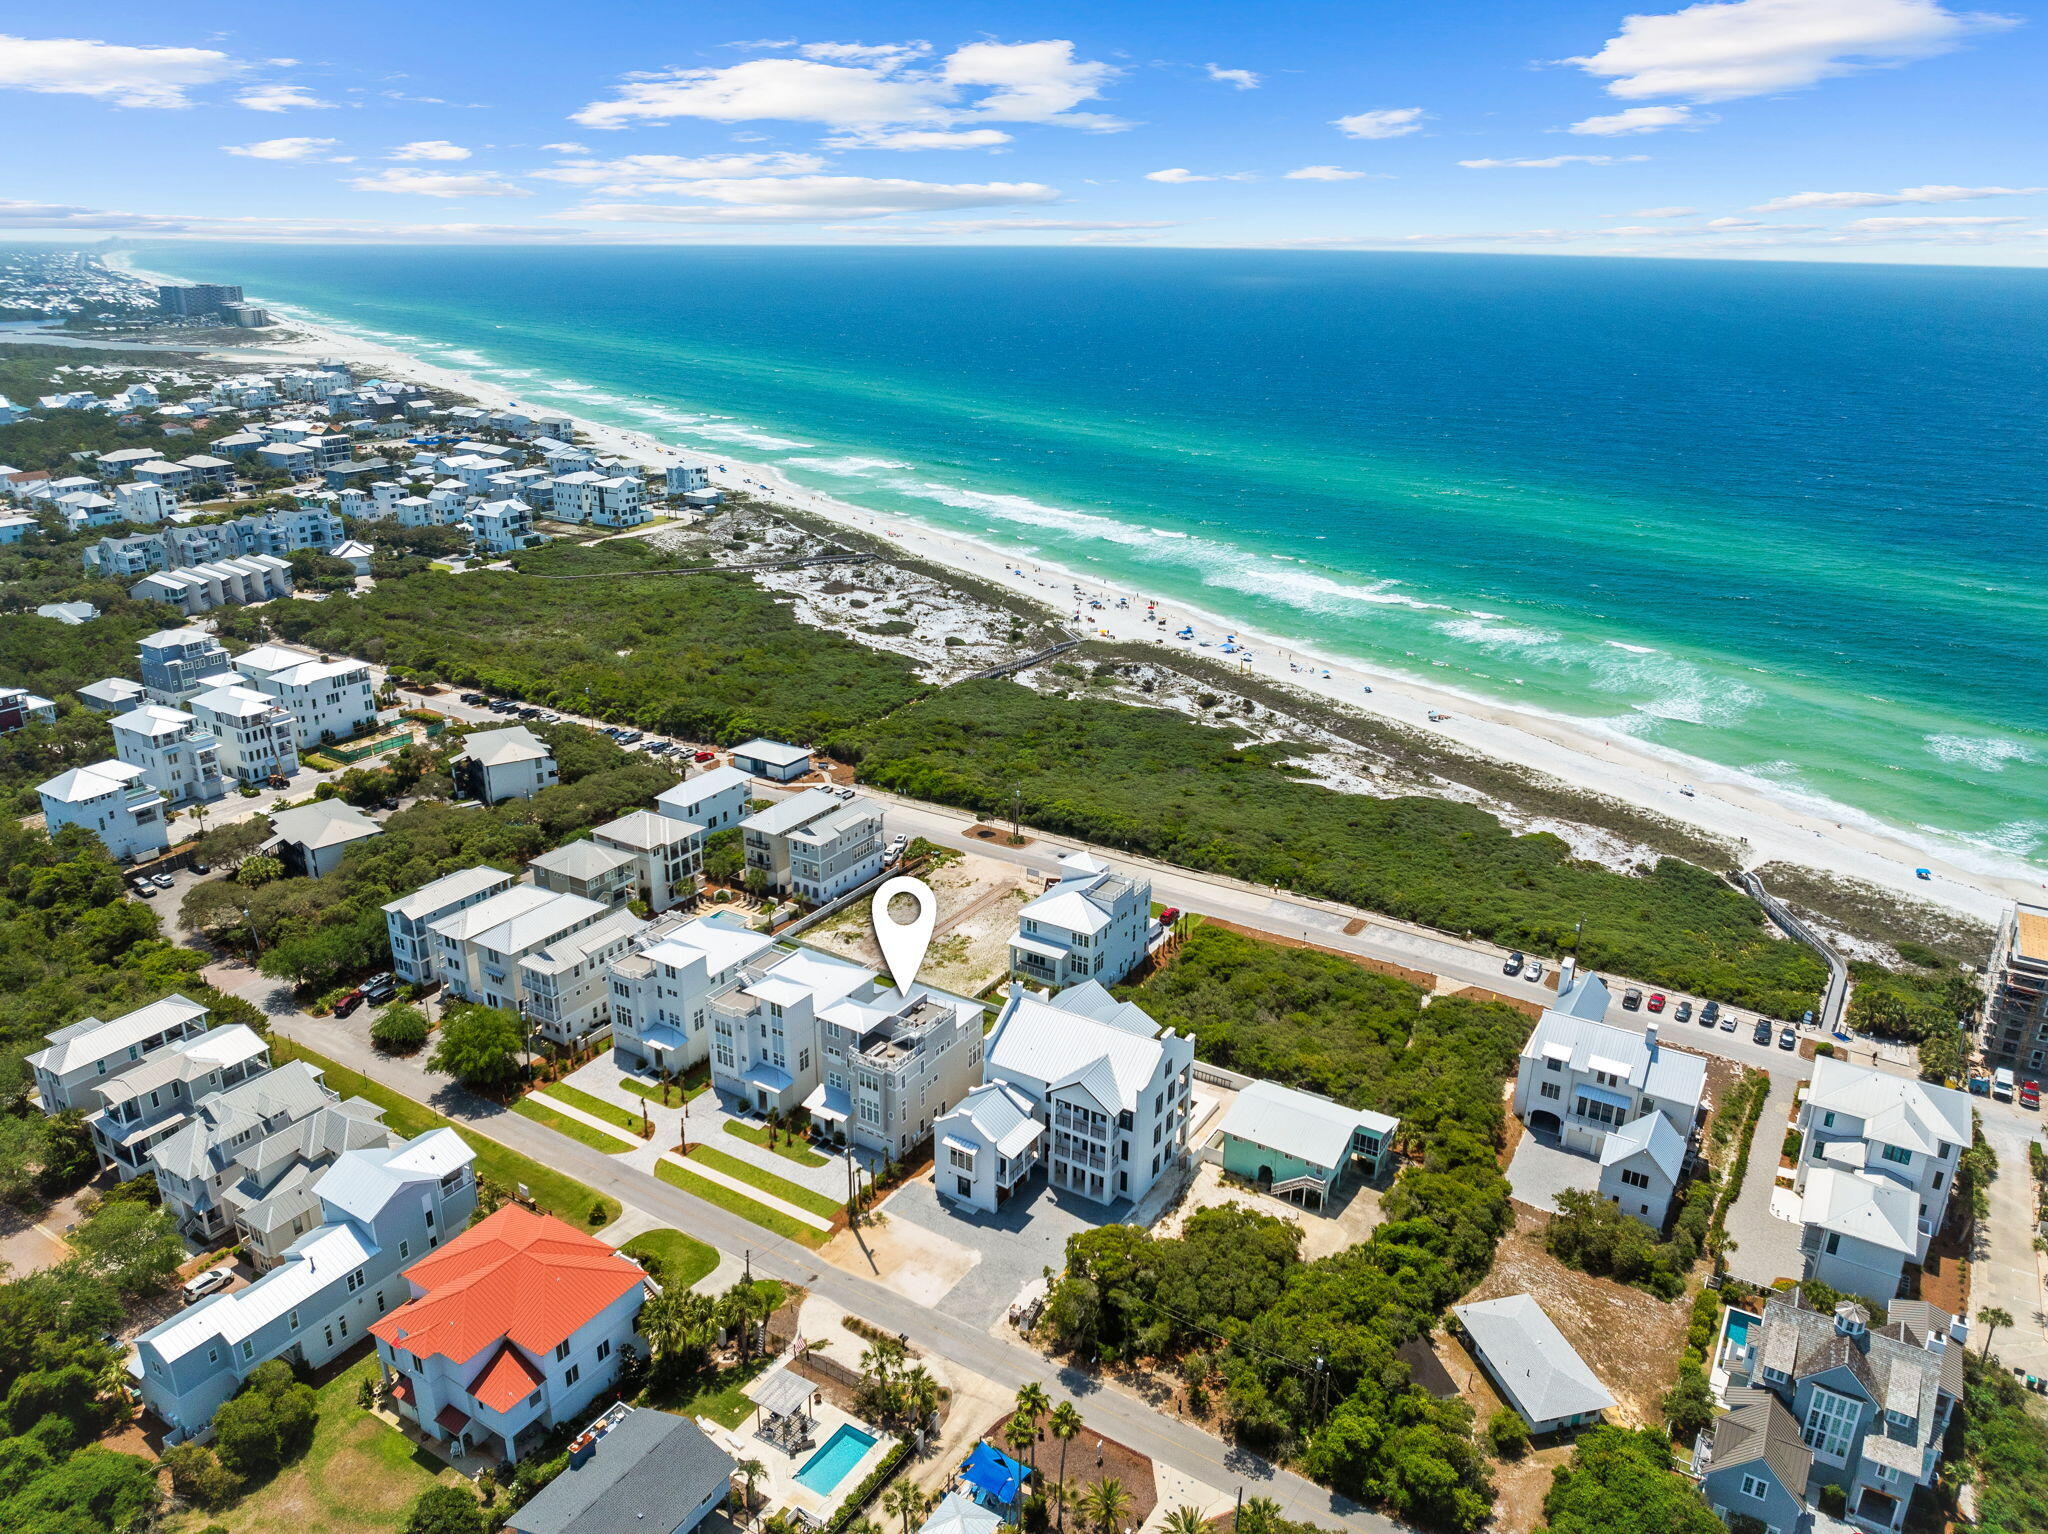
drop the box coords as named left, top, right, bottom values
left=29, top=994, right=210, bottom=1075
left=1217, top=1080, right=1397, bottom=1170
left=1598, top=1110, right=1686, bottom=1182
left=1806, top=1055, right=1969, bottom=1156
left=382, top=865, right=516, bottom=922
left=270, top=799, right=382, bottom=852
left=1453, top=1294, right=1615, bottom=1423
left=731, top=738, right=812, bottom=768
left=459, top=725, right=551, bottom=768
left=1800, top=1167, right=1919, bottom=1256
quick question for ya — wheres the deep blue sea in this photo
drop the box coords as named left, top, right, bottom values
left=138, top=244, right=2048, bottom=869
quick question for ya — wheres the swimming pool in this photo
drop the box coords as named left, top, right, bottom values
left=1724, top=1310, right=1758, bottom=1347
left=795, top=1425, right=878, bottom=1496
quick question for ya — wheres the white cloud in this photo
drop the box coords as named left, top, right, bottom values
left=1205, top=64, right=1261, bottom=89
left=560, top=175, right=1059, bottom=224
left=1843, top=213, right=2027, bottom=230
left=941, top=40, right=1122, bottom=127
left=573, top=57, right=949, bottom=129
left=799, top=41, right=931, bottom=68
left=824, top=126, right=1013, bottom=150
left=1459, top=154, right=1650, bottom=168
left=0, top=32, right=241, bottom=108
left=1285, top=165, right=1376, bottom=181
left=389, top=140, right=473, bottom=161
left=1626, top=205, right=1698, bottom=215
left=532, top=152, right=829, bottom=190
left=224, top=136, right=349, bottom=162
left=1561, top=0, right=2017, bottom=104
left=237, top=83, right=338, bottom=112
left=1567, top=104, right=1710, bottom=135
left=348, top=167, right=531, bottom=197
left=540, top=142, right=590, bottom=153
left=572, top=38, right=1123, bottom=133
left=1753, top=183, right=2045, bottom=209
left=1145, top=168, right=1209, bottom=183
left=1332, top=107, right=1428, bottom=139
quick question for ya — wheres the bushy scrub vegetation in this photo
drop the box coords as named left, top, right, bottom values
left=1046, top=960, right=1529, bottom=1532
left=260, top=539, right=928, bottom=746
left=1964, top=1351, right=2048, bottom=1534
left=180, top=729, right=675, bottom=992
left=1538, top=1426, right=1722, bottom=1534
left=844, top=680, right=1827, bottom=1016
left=1543, top=1184, right=1714, bottom=1301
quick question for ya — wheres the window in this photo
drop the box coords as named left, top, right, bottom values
left=1620, top=1168, right=1651, bottom=1189
left=346, top=1267, right=366, bottom=1293
left=1801, top=1386, right=1861, bottom=1460
left=1539, top=1082, right=1562, bottom=1101
left=1932, top=1170, right=1945, bottom=1189
left=564, top=1364, right=580, bottom=1387
left=1545, top=1057, right=1562, bottom=1072
left=240, top=1340, right=254, bottom=1361
left=208, top=1347, right=219, bottom=1365
left=289, top=1310, right=299, bottom=1331
left=1822, top=1111, right=1835, bottom=1128
left=1881, top=1144, right=1912, bottom=1166
left=555, top=1340, right=570, bottom=1362
left=399, top=1240, right=410, bottom=1260
left=596, top=1339, right=611, bottom=1362
left=1740, top=1474, right=1770, bottom=1502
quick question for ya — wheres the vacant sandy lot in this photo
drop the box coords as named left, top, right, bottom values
left=806, top=852, right=1032, bottom=998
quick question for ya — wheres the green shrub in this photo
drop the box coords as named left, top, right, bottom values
left=1486, top=1407, right=1529, bottom=1459
left=370, top=1003, right=430, bottom=1055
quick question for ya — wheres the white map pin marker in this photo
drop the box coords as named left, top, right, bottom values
left=871, top=875, right=937, bottom=997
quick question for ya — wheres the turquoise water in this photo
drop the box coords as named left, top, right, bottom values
left=794, top=1424, right=877, bottom=1494
left=138, top=244, right=2048, bottom=869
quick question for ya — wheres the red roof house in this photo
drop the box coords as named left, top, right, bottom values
left=372, top=1205, right=650, bottom=1460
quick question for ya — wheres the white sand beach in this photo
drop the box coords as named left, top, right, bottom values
left=104, top=258, right=2042, bottom=925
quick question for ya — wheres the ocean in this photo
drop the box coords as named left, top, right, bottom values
left=138, top=243, right=2048, bottom=869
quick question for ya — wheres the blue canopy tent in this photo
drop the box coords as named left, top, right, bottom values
left=960, top=1442, right=1031, bottom=1509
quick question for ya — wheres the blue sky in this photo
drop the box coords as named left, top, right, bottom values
left=2, top=0, right=2044, bottom=262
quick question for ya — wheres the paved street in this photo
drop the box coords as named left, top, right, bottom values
left=1976, top=1113, right=2048, bottom=1379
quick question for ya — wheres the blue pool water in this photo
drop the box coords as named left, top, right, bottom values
left=795, top=1425, right=878, bottom=1495
left=1724, top=1309, right=1758, bottom=1349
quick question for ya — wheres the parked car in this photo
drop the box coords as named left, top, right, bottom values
left=1674, top=1000, right=1693, bottom=1023
left=192, top=861, right=210, bottom=875
left=1754, top=1020, right=1773, bottom=1045
left=150, top=872, right=175, bottom=890
left=618, top=730, right=643, bottom=744
left=182, top=1268, right=232, bottom=1301
left=1646, top=992, right=1666, bottom=1013
left=460, top=692, right=486, bottom=705
left=129, top=882, right=157, bottom=899
left=1622, top=988, right=1643, bottom=1011
left=1525, top=960, right=1544, bottom=983
left=2022, top=1080, right=2041, bottom=1110
left=360, top=972, right=398, bottom=1004
left=1503, top=951, right=1525, bottom=977
left=333, top=990, right=365, bottom=1018
left=1701, top=1000, right=1721, bottom=1026
left=1778, top=1026, right=1797, bottom=1050
left=1801, top=1009, right=1815, bottom=1029
left=1720, top=1012, right=1737, bottom=1032
left=693, top=749, right=716, bottom=762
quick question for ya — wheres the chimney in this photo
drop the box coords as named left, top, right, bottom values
left=1558, top=956, right=1577, bottom=994
left=1644, top=1021, right=1658, bottom=1055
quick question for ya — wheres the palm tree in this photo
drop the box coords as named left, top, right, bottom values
left=735, top=1459, right=767, bottom=1513
left=1004, top=1411, right=1038, bottom=1474
left=1014, top=1382, right=1050, bottom=1468
left=1236, top=1499, right=1284, bottom=1534
left=1081, top=1478, right=1131, bottom=1534
left=883, top=1480, right=931, bottom=1534
left=1162, top=1507, right=1207, bottom=1534
left=901, top=1365, right=941, bottom=1431
left=1049, top=1402, right=1083, bottom=1530
left=1978, top=1305, right=2014, bottom=1359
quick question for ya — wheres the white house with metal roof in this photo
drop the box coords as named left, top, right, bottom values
left=36, top=758, right=169, bottom=863
left=130, top=1126, right=477, bottom=1442
left=230, top=643, right=377, bottom=747
left=1211, top=1079, right=1398, bottom=1209
left=1510, top=960, right=1705, bottom=1229
left=382, top=866, right=518, bottom=985
left=1794, top=1056, right=1967, bottom=1274
left=605, top=913, right=776, bottom=1078
left=427, top=883, right=610, bottom=1020
left=739, top=787, right=886, bottom=903
left=978, top=981, right=1195, bottom=1209
left=933, top=1081, right=1046, bottom=1213
left=518, top=907, right=648, bottom=1046
left=85, top=1024, right=273, bottom=1181
left=27, top=994, right=213, bottom=1113
left=1798, top=1167, right=1921, bottom=1302
left=149, top=1060, right=340, bottom=1241
left=453, top=724, right=558, bottom=804
left=1008, top=850, right=1156, bottom=990
left=655, top=764, right=751, bottom=835
left=1451, top=1293, right=1614, bottom=1434
left=268, top=798, right=383, bottom=878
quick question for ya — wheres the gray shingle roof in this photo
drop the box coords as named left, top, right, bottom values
left=1452, top=1293, right=1614, bottom=1423
left=511, top=1407, right=735, bottom=1534
left=1710, top=1385, right=1813, bottom=1494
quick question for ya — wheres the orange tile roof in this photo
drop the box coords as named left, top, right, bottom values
left=370, top=1204, right=646, bottom=1367
left=469, top=1340, right=548, bottom=1414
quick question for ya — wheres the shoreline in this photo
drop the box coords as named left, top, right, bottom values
left=94, top=255, right=2045, bottom=923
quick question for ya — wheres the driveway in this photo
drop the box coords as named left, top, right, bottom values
left=1976, top=1113, right=2048, bottom=1377
left=1505, top=1131, right=1601, bottom=1215
left=880, top=1175, right=1126, bottom=1329
left=1723, top=1072, right=1806, bottom=1289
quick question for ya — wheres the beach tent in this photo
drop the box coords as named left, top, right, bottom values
left=960, top=1442, right=1031, bottom=1506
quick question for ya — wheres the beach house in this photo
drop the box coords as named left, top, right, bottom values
left=453, top=725, right=558, bottom=804
left=506, top=1401, right=736, bottom=1534
left=739, top=787, right=886, bottom=903
left=109, top=702, right=228, bottom=807
left=371, top=1205, right=651, bottom=1464
left=1007, top=850, right=1156, bottom=990
left=37, top=759, right=168, bottom=863
left=230, top=644, right=378, bottom=748
left=1451, top=1294, right=1614, bottom=1434
left=382, top=866, right=518, bottom=986
left=1210, top=1079, right=1398, bottom=1208
left=656, top=763, right=752, bottom=834
left=27, top=994, right=214, bottom=1114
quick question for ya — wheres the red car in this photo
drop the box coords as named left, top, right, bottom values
left=693, top=750, right=716, bottom=762
left=332, top=990, right=365, bottom=1017
left=2021, top=1080, right=2040, bottom=1110
left=1647, top=993, right=1667, bottom=1013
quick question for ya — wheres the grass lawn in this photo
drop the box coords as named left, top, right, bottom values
left=542, top=1081, right=648, bottom=1132
left=514, top=1095, right=638, bottom=1153
left=620, top=1063, right=710, bottom=1104
left=271, top=1037, right=621, bottom=1228
left=170, top=1353, right=466, bottom=1534
left=686, top=1144, right=844, bottom=1218
left=722, top=1118, right=828, bottom=1167
left=655, top=1159, right=828, bottom=1248
left=644, top=1352, right=774, bottom=1429
left=620, top=1227, right=721, bottom=1290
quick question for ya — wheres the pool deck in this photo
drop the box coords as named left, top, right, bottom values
left=1709, top=1304, right=1765, bottom=1401
left=700, top=1387, right=898, bottom=1524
